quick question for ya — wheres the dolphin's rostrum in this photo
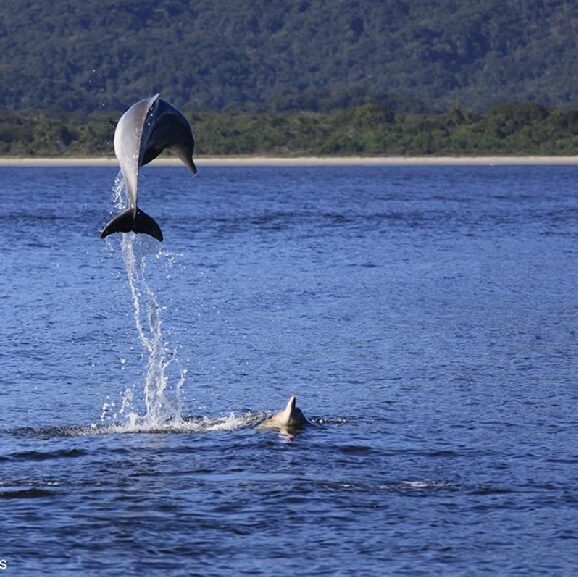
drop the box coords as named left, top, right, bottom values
left=101, top=94, right=197, bottom=242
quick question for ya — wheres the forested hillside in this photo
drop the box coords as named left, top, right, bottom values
left=0, top=0, right=577, bottom=113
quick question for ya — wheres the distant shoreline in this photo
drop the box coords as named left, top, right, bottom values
left=0, top=155, right=577, bottom=167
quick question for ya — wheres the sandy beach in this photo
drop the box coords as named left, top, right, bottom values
left=0, top=155, right=577, bottom=167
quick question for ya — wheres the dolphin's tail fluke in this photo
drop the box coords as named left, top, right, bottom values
left=133, top=208, right=163, bottom=241
left=101, top=208, right=163, bottom=242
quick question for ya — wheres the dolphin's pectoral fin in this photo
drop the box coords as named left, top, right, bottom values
left=100, top=208, right=163, bottom=242
left=134, top=208, right=163, bottom=241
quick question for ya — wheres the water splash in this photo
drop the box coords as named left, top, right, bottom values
left=106, top=173, right=187, bottom=428
left=12, top=411, right=268, bottom=438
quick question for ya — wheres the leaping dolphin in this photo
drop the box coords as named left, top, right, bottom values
left=101, top=94, right=197, bottom=242
left=256, top=396, right=309, bottom=433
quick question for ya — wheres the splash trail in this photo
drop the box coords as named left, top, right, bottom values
left=106, top=173, right=187, bottom=428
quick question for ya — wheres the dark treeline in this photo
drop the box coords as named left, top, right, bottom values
left=1, top=1, right=578, bottom=114
left=1, top=102, right=577, bottom=157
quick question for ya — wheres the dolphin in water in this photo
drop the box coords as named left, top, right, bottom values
left=256, top=396, right=309, bottom=433
left=101, top=94, right=197, bottom=242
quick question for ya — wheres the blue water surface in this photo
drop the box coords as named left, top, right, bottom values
left=1, top=163, right=578, bottom=576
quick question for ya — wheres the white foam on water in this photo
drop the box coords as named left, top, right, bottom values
left=396, top=480, right=453, bottom=490
left=11, top=412, right=267, bottom=438
left=100, top=411, right=264, bottom=435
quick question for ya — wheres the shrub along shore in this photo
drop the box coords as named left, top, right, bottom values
left=1, top=102, right=577, bottom=158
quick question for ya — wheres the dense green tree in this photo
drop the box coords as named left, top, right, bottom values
left=0, top=102, right=577, bottom=157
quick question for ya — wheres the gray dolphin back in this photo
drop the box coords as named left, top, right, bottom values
left=141, top=98, right=197, bottom=175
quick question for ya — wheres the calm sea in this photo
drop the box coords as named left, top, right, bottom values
left=1, top=164, right=578, bottom=576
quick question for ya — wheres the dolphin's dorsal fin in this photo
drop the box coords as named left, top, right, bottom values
left=278, top=396, right=296, bottom=421
left=280, top=396, right=297, bottom=421
left=255, top=395, right=307, bottom=432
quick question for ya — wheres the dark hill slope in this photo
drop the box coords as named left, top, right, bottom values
left=0, top=0, right=576, bottom=112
